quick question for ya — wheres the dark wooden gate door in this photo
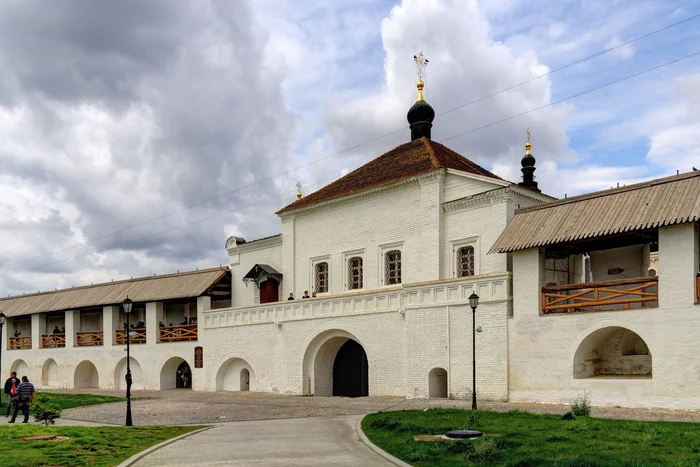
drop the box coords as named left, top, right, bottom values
left=332, top=340, right=368, bottom=397
left=259, top=279, right=279, bottom=304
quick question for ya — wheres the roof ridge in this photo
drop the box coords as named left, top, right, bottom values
left=516, top=171, right=700, bottom=214
left=423, top=137, right=440, bottom=169
left=0, top=266, right=229, bottom=302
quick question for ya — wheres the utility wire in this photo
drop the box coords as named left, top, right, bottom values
left=3, top=49, right=698, bottom=278
left=3, top=13, right=699, bottom=271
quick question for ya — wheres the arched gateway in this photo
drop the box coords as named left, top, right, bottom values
left=302, top=330, right=369, bottom=397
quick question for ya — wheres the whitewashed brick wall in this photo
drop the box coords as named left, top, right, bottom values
left=508, top=223, right=700, bottom=409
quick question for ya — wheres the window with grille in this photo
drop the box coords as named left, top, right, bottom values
left=544, top=250, right=570, bottom=286
left=457, top=246, right=475, bottom=277
left=385, top=250, right=402, bottom=285
left=347, top=257, right=363, bottom=290
left=314, top=262, right=329, bottom=293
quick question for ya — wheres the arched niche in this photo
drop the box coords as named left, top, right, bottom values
left=215, top=358, right=255, bottom=392
left=114, top=357, right=144, bottom=390
left=74, top=361, right=100, bottom=389
left=574, top=327, right=652, bottom=379
left=42, top=359, right=59, bottom=387
left=428, top=367, right=448, bottom=398
left=160, top=357, right=192, bottom=390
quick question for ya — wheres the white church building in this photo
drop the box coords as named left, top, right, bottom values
left=2, top=71, right=699, bottom=410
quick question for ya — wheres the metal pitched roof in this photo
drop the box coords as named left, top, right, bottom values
left=490, top=171, right=700, bottom=253
left=0, top=267, right=229, bottom=318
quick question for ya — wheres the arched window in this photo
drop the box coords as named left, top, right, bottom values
left=348, top=257, right=363, bottom=290
left=315, top=262, right=329, bottom=293
left=457, top=246, right=474, bottom=277
left=385, top=250, right=402, bottom=285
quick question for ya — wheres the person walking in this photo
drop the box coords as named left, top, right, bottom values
left=3, top=371, right=20, bottom=417
left=8, top=376, right=34, bottom=424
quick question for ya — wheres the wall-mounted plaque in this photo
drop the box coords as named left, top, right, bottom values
left=194, top=346, right=203, bottom=368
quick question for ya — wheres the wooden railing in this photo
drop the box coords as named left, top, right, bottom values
left=542, top=277, right=658, bottom=314
left=76, top=331, right=104, bottom=346
left=115, top=329, right=146, bottom=344
left=8, top=336, right=32, bottom=349
left=42, top=334, right=66, bottom=348
left=160, top=324, right=198, bottom=342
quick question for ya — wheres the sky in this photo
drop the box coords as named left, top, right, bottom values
left=0, top=0, right=698, bottom=295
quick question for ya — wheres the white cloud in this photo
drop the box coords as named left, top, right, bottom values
left=605, top=35, right=636, bottom=61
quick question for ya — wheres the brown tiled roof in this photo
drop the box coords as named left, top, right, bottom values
left=277, top=137, right=503, bottom=214
left=0, top=267, right=230, bottom=317
left=490, top=171, right=700, bottom=253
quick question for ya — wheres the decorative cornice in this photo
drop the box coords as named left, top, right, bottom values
left=228, top=234, right=283, bottom=255
left=443, top=186, right=550, bottom=214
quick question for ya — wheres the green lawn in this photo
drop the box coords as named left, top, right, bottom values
left=33, top=392, right=128, bottom=410
left=362, top=409, right=700, bottom=466
left=0, top=425, right=200, bottom=467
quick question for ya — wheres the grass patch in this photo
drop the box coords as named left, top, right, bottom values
left=0, top=425, right=201, bottom=467
left=34, top=393, right=127, bottom=411
left=362, top=409, right=700, bottom=466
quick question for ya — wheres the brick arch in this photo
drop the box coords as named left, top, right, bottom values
left=301, top=329, right=368, bottom=397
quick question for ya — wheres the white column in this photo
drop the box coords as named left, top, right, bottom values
left=64, top=310, right=79, bottom=348
left=281, top=216, right=295, bottom=296
left=146, top=302, right=164, bottom=344
left=193, top=296, right=211, bottom=391
left=103, top=306, right=118, bottom=347
left=659, top=224, right=698, bottom=308
left=512, top=247, right=545, bottom=319
left=31, top=314, right=42, bottom=350
left=418, top=171, right=445, bottom=282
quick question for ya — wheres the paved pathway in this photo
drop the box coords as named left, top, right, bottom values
left=130, top=415, right=392, bottom=466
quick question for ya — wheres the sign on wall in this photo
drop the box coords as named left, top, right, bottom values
left=194, top=346, right=203, bottom=368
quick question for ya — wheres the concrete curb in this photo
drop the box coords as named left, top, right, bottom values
left=116, top=425, right=215, bottom=467
left=355, top=416, right=413, bottom=467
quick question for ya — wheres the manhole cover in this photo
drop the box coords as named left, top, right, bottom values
left=444, top=430, right=483, bottom=440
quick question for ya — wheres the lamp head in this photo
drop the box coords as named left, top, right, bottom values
left=0, top=311, right=5, bottom=326
left=468, top=292, right=479, bottom=309
left=122, top=297, right=133, bottom=315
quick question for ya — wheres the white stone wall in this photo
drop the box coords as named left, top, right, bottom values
left=1, top=298, right=209, bottom=391
left=201, top=274, right=511, bottom=401
left=228, top=236, right=283, bottom=307
left=508, top=223, right=700, bottom=409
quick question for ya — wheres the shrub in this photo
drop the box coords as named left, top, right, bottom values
left=33, top=394, right=62, bottom=426
left=561, top=411, right=576, bottom=421
left=571, top=390, right=592, bottom=417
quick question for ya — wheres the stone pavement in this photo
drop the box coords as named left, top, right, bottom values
left=129, top=415, right=392, bottom=467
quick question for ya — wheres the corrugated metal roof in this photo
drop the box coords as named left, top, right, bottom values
left=490, top=171, right=700, bottom=253
left=0, top=267, right=229, bottom=318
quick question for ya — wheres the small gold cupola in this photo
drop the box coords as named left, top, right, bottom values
left=296, top=181, right=302, bottom=200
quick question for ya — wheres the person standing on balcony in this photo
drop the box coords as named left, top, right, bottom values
left=3, top=371, right=20, bottom=417
left=8, top=376, right=34, bottom=424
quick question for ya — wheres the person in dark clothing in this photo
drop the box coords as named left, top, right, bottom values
left=52, top=326, right=61, bottom=334
left=180, top=318, right=188, bottom=326
left=4, top=372, right=20, bottom=417
left=8, top=376, right=34, bottom=424
left=288, top=293, right=295, bottom=300
left=302, top=291, right=310, bottom=299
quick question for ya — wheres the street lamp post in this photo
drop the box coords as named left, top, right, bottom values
left=0, top=312, right=5, bottom=400
left=122, top=297, right=133, bottom=426
left=468, top=293, right=479, bottom=410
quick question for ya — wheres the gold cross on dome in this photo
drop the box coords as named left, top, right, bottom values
left=526, top=127, right=531, bottom=143
left=413, top=51, right=429, bottom=82
left=296, top=181, right=302, bottom=199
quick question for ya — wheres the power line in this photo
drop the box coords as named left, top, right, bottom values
left=3, top=13, right=699, bottom=271
left=0, top=175, right=340, bottom=278
left=441, top=50, right=700, bottom=143
left=3, top=49, right=697, bottom=278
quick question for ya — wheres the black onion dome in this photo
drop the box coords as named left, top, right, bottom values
left=407, top=99, right=435, bottom=125
left=521, top=143, right=536, bottom=167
